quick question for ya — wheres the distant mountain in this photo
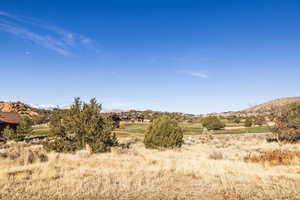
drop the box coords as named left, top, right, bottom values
left=243, top=97, right=300, bottom=114
left=101, top=108, right=124, bottom=113
left=29, top=104, right=69, bottom=110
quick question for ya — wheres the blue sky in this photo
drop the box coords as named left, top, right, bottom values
left=1, top=0, right=300, bottom=114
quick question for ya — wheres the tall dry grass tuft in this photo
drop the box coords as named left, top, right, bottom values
left=244, top=149, right=300, bottom=166
left=0, top=143, right=48, bottom=165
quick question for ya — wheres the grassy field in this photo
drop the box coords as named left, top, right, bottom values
left=1, top=121, right=297, bottom=200
left=1, top=133, right=300, bottom=200
left=31, top=122, right=271, bottom=138
left=114, top=122, right=271, bottom=138
left=32, top=127, right=50, bottom=136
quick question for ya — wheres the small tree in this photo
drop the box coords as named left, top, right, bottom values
left=272, top=103, right=300, bottom=143
left=43, top=98, right=118, bottom=153
left=144, top=115, right=183, bottom=149
left=244, top=118, right=253, bottom=128
left=201, top=116, right=225, bottom=131
left=2, top=126, right=17, bottom=141
left=2, top=117, right=33, bottom=142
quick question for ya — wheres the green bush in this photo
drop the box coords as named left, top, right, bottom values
left=144, top=115, right=183, bottom=149
left=272, top=103, right=300, bottom=142
left=44, top=98, right=118, bottom=153
left=244, top=118, right=253, bottom=128
left=2, top=127, right=18, bottom=141
left=2, top=117, right=33, bottom=142
left=201, top=116, right=225, bottom=130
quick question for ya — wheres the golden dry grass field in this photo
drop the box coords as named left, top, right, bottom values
left=1, top=133, right=300, bottom=200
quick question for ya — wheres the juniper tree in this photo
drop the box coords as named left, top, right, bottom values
left=144, top=115, right=183, bottom=149
left=44, top=98, right=118, bottom=153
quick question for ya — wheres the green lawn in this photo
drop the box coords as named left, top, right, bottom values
left=32, top=127, right=50, bottom=136
left=117, top=122, right=271, bottom=136
left=181, top=122, right=203, bottom=135
left=121, top=123, right=148, bottom=133
left=32, top=122, right=272, bottom=138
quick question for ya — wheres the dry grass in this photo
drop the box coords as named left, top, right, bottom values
left=1, top=133, right=300, bottom=200
left=244, top=150, right=300, bottom=166
left=0, top=143, right=48, bottom=165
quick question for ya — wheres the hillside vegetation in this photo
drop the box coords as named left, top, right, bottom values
left=243, top=97, right=300, bottom=114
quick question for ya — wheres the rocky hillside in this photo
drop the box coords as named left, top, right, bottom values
left=0, top=102, right=39, bottom=118
left=243, top=97, right=300, bottom=114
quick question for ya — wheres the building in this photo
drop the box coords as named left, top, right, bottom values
left=0, top=112, right=21, bottom=133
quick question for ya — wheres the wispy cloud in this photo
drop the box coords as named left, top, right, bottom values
left=0, top=11, right=97, bottom=55
left=178, top=70, right=208, bottom=79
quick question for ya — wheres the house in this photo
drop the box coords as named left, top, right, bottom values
left=0, top=112, right=21, bottom=133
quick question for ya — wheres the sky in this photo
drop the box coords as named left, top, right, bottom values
left=1, top=0, right=300, bottom=114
